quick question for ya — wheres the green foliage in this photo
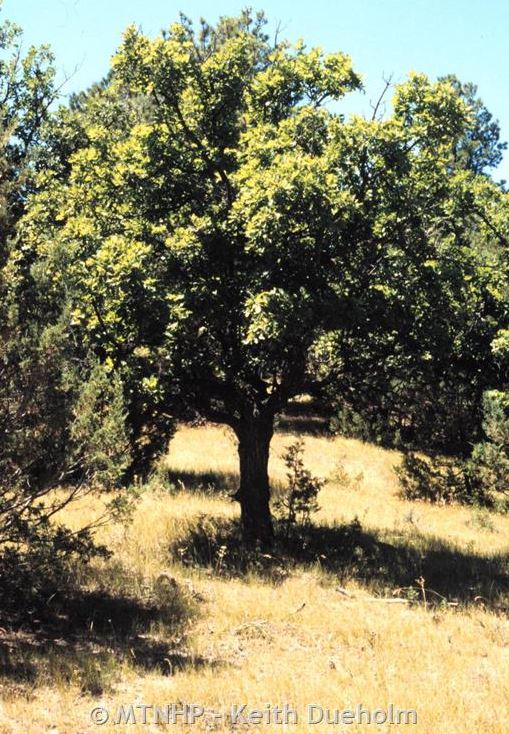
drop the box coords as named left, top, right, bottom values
left=0, top=5, right=122, bottom=615
left=397, top=392, right=509, bottom=509
left=5, top=9, right=509, bottom=541
left=329, top=377, right=489, bottom=454
left=69, top=362, right=131, bottom=489
left=0, top=4, right=56, bottom=254
left=0, top=318, right=131, bottom=617
left=16, top=11, right=364, bottom=438
left=0, top=315, right=132, bottom=492
left=275, top=440, right=324, bottom=536
left=21, top=15, right=509, bottom=441
left=441, top=75, right=507, bottom=175
left=0, top=516, right=109, bottom=618
left=396, top=453, right=487, bottom=506
left=330, top=401, right=398, bottom=447
left=469, top=391, right=509, bottom=505
left=0, top=331, right=130, bottom=592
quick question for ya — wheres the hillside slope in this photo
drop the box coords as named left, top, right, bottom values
left=1, top=425, right=508, bottom=733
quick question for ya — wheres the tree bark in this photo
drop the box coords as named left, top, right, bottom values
left=235, top=414, right=274, bottom=546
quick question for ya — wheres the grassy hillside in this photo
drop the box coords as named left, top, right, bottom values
left=1, top=425, right=508, bottom=733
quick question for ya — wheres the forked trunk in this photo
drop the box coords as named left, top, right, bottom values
left=236, top=415, right=274, bottom=546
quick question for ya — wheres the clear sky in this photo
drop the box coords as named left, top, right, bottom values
left=4, top=0, right=509, bottom=181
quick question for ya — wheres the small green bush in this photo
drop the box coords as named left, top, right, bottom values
left=397, top=391, right=509, bottom=510
left=274, top=440, right=324, bottom=538
left=469, top=391, right=509, bottom=503
left=69, top=361, right=132, bottom=489
left=395, top=452, right=486, bottom=506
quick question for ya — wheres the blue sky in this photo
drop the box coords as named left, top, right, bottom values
left=4, top=0, right=508, bottom=181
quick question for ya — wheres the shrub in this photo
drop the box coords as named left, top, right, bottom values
left=397, top=390, right=509, bottom=510
left=0, top=514, right=109, bottom=625
left=0, top=327, right=133, bottom=623
left=69, top=361, right=132, bottom=489
left=395, top=453, right=489, bottom=506
left=469, top=391, right=509, bottom=505
left=275, top=440, right=324, bottom=538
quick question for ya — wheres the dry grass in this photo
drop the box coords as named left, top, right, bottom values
left=1, top=424, right=508, bottom=733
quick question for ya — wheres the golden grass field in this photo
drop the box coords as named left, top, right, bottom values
left=1, top=424, right=509, bottom=733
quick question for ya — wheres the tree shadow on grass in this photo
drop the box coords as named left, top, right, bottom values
left=0, top=564, right=221, bottom=693
left=276, top=413, right=331, bottom=436
left=170, top=515, right=509, bottom=610
left=276, top=398, right=332, bottom=436
left=164, top=469, right=286, bottom=498
left=165, top=468, right=239, bottom=495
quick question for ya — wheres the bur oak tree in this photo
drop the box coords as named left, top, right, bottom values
left=20, top=12, right=509, bottom=543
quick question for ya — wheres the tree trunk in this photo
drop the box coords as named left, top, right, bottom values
left=235, top=414, right=274, bottom=546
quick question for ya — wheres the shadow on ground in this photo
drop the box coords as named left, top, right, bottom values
left=166, top=468, right=239, bottom=495
left=276, top=398, right=332, bottom=436
left=276, top=413, right=331, bottom=436
left=164, top=469, right=286, bottom=498
left=170, top=515, right=509, bottom=610
left=0, top=564, right=218, bottom=693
